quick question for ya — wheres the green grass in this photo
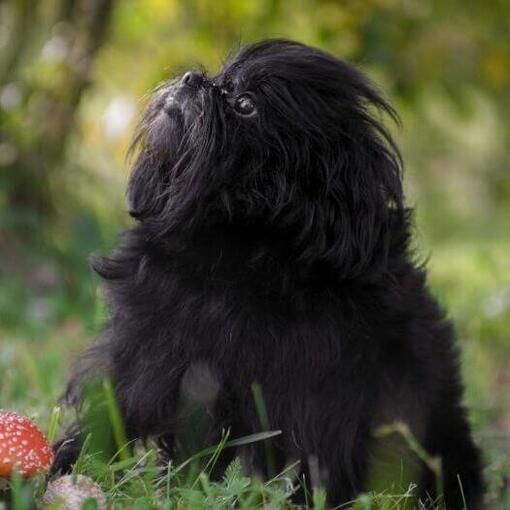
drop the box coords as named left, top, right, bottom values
left=1, top=235, right=509, bottom=509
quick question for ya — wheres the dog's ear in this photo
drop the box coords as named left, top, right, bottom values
left=315, top=90, right=407, bottom=278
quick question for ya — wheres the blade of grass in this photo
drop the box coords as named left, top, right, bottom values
left=102, top=378, right=130, bottom=462
left=10, top=472, right=28, bottom=510
left=265, top=460, right=301, bottom=486
left=192, top=428, right=231, bottom=487
left=47, top=406, right=61, bottom=443
left=72, top=433, right=92, bottom=475
left=173, top=430, right=282, bottom=475
left=109, top=449, right=159, bottom=492
left=457, top=474, right=467, bottom=510
left=251, top=383, right=276, bottom=478
left=375, top=421, right=443, bottom=502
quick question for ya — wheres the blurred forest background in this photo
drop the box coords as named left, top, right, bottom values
left=0, top=0, right=509, bottom=506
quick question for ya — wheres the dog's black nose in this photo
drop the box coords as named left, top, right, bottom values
left=181, top=72, right=203, bottom=88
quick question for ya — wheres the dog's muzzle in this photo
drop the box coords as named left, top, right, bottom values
left=162, top=72, right=212, bottom=124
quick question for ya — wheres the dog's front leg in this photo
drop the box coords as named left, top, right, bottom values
left=52, top=354, right=189, bottom=473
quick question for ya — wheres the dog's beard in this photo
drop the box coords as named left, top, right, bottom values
left=128, top=82, right=223, bottom=228
left=146, top=110, right=184, bottom=168
left=135, top=83, right=195, bottom=173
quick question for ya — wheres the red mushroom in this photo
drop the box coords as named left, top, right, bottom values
left=0, top=411, right=53, bottom=478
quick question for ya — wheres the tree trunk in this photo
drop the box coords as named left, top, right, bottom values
left=0, top=0, right=115, bottom=236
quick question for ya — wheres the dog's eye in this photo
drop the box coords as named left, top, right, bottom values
left=234, top=94, right=256, bottom=116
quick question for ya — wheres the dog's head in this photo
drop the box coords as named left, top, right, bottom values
left=128, top=39, right=407, bottom=277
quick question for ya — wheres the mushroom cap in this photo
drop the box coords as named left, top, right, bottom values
left=43, top=475, right=107, bottom=510
left=0, top=410, right=53, bottom=478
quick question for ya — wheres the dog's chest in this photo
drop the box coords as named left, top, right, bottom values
left=138, top=239, right=373, bottom=383
left=159, top=268, right=360, bottom=378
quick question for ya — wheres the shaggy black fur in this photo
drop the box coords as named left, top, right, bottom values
left=54, top=40, right=483, bottom=508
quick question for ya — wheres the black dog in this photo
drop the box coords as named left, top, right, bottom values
left=55, top=40, right=483, bottom=508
